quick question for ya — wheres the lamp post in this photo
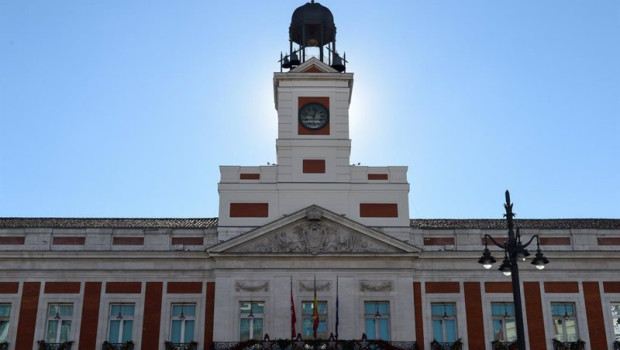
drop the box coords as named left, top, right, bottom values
left=478, top=191, right=549, bottom=350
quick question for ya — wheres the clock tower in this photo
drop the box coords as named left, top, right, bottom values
left=218, top=1, right=410, bottom=240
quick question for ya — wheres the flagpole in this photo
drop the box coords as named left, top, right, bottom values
left=290, top=276, right=296, bottom=340
left=335, top=276, right=339, bottom=339
left=313, top=275, right=318, bottom=340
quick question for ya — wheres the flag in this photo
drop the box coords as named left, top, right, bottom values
left=313, top=276, right=319, bottom=338
left=335, top=277, right=339, bottom=339
left=290, top=277, right=297, bottom=339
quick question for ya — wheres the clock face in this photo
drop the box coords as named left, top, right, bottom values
left=299, top=102, right=329, bottom=130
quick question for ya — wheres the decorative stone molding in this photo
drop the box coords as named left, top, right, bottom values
left=306, top=208, right=323, bottom=221
left=299, top=280, right=331, bottom=292
left=231, top=221, right=397, bottom=254
left=360, top=280, right=393, bottom=292
left=235, top=281, right=269, bottom=292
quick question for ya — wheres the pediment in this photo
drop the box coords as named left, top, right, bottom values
left=208, top=206, right=420, bottom=255
left=290, top=57, right=338, bottom=73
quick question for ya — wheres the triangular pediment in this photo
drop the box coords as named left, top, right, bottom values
left=290, top=57, right=339, bottom=73
left=208, top=205, right=420, bottom=256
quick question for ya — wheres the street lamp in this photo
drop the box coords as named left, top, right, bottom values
left=477, top=190, right=549, bottom=350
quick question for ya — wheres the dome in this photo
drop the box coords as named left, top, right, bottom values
left=289, top=1, right=336, bottom=46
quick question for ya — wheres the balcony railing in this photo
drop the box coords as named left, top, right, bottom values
left=429, top=339, right=462, bottom=350
left=37, top=341, right=74, bottom=350
left=165, top=341, right=198, bottom=350
left=213, top=339, right=418, bottom=350
left=552, top=339, right=585, bottom=350
left=0, top=342, right=8, bottom=350
left=490, top=341, right=517, bottom=350
left=614, top=340, right=620, bottom=350
left=102, top=341, right=135, bottom=350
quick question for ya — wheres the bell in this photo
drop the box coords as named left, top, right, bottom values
left=282, top=56, right=292, bottom=69
left=331, top=54, right=345, bottom=72
left=290, top=52, right=301, bottom=66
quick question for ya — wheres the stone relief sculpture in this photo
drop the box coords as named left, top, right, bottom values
left=235, top=281, right=269, bottom=292
left=299, top=280, right=331, bottom=292
left=233, top=220, right=396, bottom=253
left=360, top=280, right=394, bottom=292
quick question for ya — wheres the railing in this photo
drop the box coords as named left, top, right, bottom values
left=102, top=341, right=135, bottom=350
left=0, top=342, right=8, bottom=350
left=213, top=339, right=419, bottom=350
left=490, top=341, right=517, bottom=350
left=165, top=341, right=198, bottom=350
left=551, top=339, right=585, bottom=350
left=614, top=340, right=620, bottom=350
left=37, top=341, right=74, bottom=350
left=429, top=339, right=462, bottom=350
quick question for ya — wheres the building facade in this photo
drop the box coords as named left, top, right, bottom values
left=1, top=2, right=619, bottom=350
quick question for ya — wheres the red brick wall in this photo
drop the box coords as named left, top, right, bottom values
left=302, top=159, right=326, bottom=173
left=167, top=282, right=202, bottom=294
left=544, top=281, right=579, bottom=293
left=240, top=173, right=260, bottom=180
left=16, top=282, right=40, bottom=350
left=464, top=282, right=485, bottom=350
left=583, top=282, right=607, bottom=349
left=112, top=237, right=145, bottom=245
left=359, top=203, right=398, bottom=218
left=425, top=282, right=460, bottom=294
left=141, top=282, right=163, bottom=349
left=106, top=282, right=142, bottom=294
left=79, top=282, right=102, bottom=350
left=524, top=282, right=546, bottom=350
left=413, top=282, right=424, bottom=350
left=171, top=237, right=204, bottom=245
left=44, top=282, right=81, bottom=294
left=229, top=203, right=269, bottom=217
left=484, top=282, right=512, bottom=293
left=368, top=174, right=388, bottom=180
left=0, top=282, right=19, bottom=294
left=205, top=282, right=216, bottom=350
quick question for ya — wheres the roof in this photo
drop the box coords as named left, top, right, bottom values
left=410, top=218, right=620, bottom=230
left=1, top=217, right=618, bottom=230
left=0, top=218, right=218, bottom=229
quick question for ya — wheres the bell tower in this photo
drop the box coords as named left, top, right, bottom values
left=217, top=2, right=410, bottom=241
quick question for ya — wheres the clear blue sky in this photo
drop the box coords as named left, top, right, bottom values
left=1, top=1, right=618, bottom=219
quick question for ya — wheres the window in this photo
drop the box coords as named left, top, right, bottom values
left=611, top=302, right=620, bottom=342
left=240, top=301, right=263, bottom=341
left=364, top=301, right=390, bottom=340
left=302, top=301, right=327, bottom=339
left=170, top=303, right=196, bottom=344
left=107, top=303, right=135, bottom=343
left=45, top=303, right=73, bottom=343
left=551, top=302, right=578, bottom=342
left=431, top=303, right=457, bottom=343
left=491, top=302, right=516, bottom=342
left=0, top=304, right=10, bottom=343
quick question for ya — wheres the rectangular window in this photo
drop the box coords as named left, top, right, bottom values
left=364, top=301, right=390, bottom=340
left=611, top=302, right=620, bottom=343
left=170, top=303, right=196, bottom=344
left=431, top=303, right=457, bottom=343
left=0, top=304, right=10, bottom=343
left=551, top=302, right=578, bottom=342
left=239, top=301, right=264, bottom=341
left=107, top=303, right=135, bottom=343
left=491, top=302, right=516, bottom=342
left=302, top=301, right=327, bottom=339
left=45, top=303, right=73, bottom=343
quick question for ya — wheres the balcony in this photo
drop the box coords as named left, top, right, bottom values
left=165, top=342, right=198, bottom=350
left=102, top=341, right=135, bottom=350
left=213, top=338, right=418, bottom=350
left=552, top=339, right=585, bottom=350
left=429, top=339, right=462, bottom=350
left=37, top=341, right=74, bottom=350
left=490, top=341, right=517, bottom=350
left=0, top=342, right=7, bottom=350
